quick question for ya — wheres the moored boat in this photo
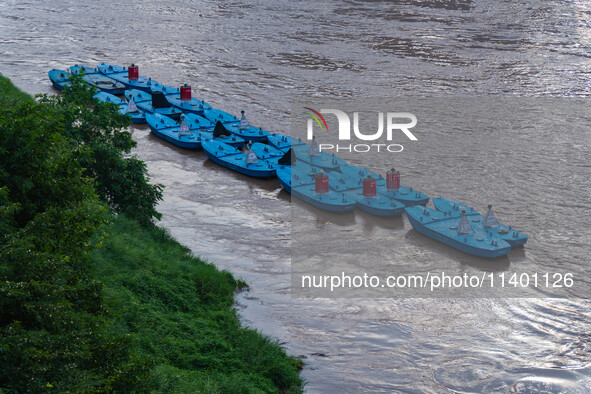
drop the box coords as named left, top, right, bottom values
left=94, top=91, right=146, bottom=124
left=292, top=143, right=340, bottom=171
left=202, top=107, right=240, bottom=125
left=97, top=63, right=154, bottom=92
left=70, top=64, right=100, bottom=75
left=203, top=109, right=270, bottom=143
left=125, top=89, right=183, bottom=120
left=250, top=143, right=285, bottom=161
left=70, top=64, right=125, bottom=94
left=145, top=112, right=203, bottom=149
left=267, top=133, right=307, bottom=152
left=190, top=117, right=245, bottom=148
left=202, top=140, right=276, bottom=178
left=338, top=164, right=430, bottom=207
left=48, top=69, right=71, bottom=91
left=405, top=206, right=511, bottom=258
left=229, top=110, right=271, bottom=143
left=156, top=83, right=213, bottom=115
left=432, top=197, right=528, bottom=247
left=328, top=172, right=405, bottom=216
left=276, top=164, right=356, bottom=212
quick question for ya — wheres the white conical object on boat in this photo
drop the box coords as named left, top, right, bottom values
left=457, top=208, right=473, bottom=234
left=126, top=97, right=139, bottom=113
left=179, top=114, right=192, bottom=136
left=245, top=141, right=259, bottom=164
left=309, top=136, right=320, bottom=157
left=483, top=204, right=499, bottom=228
left=239, top=110, right=250, bottom=130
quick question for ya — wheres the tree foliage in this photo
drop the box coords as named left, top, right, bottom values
left=37, top=76, right=163, bottom=226
left=0, top=76, right=154, bottom=391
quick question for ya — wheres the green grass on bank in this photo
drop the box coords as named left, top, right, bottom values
left=91, top=217, right=304, bottom=392
left=0, top=74, right=34, bottom=103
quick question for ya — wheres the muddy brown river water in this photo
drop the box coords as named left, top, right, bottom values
left=1, top=0, right=590, bottom=391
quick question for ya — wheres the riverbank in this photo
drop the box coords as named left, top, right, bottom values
left=92, top=216, right=303, bottom=392
left=0, top=73, right=303, bottom=392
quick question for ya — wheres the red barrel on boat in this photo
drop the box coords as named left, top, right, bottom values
left=128, top=64, right=139, bottom=81
left=386, top=168, right=400, bottom=191
left=314, top=171, right=329, bottom=194
left=362, top=175, right=376, bottom=197
left=180, top=84, right=191, bottom=101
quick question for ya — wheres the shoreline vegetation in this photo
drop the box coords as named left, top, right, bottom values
left=0, top=73, right=303, bottom=392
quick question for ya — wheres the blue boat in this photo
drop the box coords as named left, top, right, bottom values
left=250, top=143, right=285, bottom=161
left=327, top=171, right=405, bottom=216
left=70, top=65, right=125, bottom=95
left=232, top=110, right=271, bottom=143
left=276, top=164, right=356, bottom=212
left=97, top=63, right=154, bottom=92
left=185, top=116, right=245, bottom=148
left=124, top=89, right=183, bottom=120
left=48, top=69, right=71, bottom=91
left=165, top=93, right=213, bottom=115
left=346, top=188, right=405, bottom=216
left=94, top=91, right=146, bottom=124
left=70, top=64, right=100, bottom=75
left=267, top=133, right=307, bottom=152
left=149, top=82, right=213, bottom=115
left=202, top=107, right=239, bottom=125
left=405, top=206, right=511, bottom=258
left=145, top=112, right=203, bottom=149
left=292, top=144, right=340, bottom=171
left=201, top=140, right=276, bottom=178
left=338, top=164, right=430, bottom=207
left=149, top=82, right=179, bottom=95
left=432, top=197, right=528, bottom=247
left=203, top=109, right=270, bottom=143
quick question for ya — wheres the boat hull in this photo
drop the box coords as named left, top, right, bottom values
left=277, top=171, right=292, bottom=194
left=48, top=69, right=71, bottom=91
left=51, top=81, right=65, bottom=91
left=291, top=185, right=356, bottom=212
left=432, top=197, right=528, bottom=247
left=150, top=127, right=201, bottom=149
left=204, top=152, right=276, bottom=177
left=276, top=166, right=355, bottom=212
left=348, top=192, right=405, bottom=216
left=405, top=206, right=511, bottom=258
left=202, top=140, right=276, bottom=178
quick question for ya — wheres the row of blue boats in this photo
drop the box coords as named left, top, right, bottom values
left=48, top=63, right=527, bottom=258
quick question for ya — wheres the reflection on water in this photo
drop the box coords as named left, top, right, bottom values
left=1, top=0, right=590, bottom=391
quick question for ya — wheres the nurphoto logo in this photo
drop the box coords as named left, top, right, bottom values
left=304, top=107, right=418, bottom=153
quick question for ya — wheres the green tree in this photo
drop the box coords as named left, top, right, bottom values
left=0, top=80, right=150, bottom=391
left=37, top=76, right=163, bottom=226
